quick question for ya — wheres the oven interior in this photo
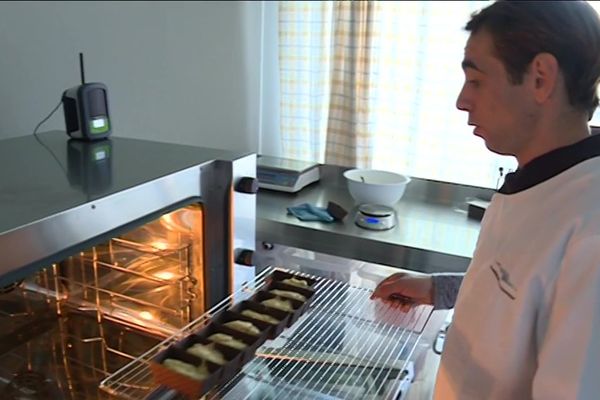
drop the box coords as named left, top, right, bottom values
left=0, top=204, right=205, bottom=399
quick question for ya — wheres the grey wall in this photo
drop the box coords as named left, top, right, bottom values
left=0, top=1, right=263, bottom=153
left=259, top=1, right=282, bottom=158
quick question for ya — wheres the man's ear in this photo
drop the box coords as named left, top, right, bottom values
left=529, top=52, right=559, bottom=104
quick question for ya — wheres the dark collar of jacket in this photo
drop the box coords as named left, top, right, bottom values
left=498, top=134, right=600, bottom=195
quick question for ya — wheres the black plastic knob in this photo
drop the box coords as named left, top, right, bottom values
left=235, top=177, right=259, bottom=194
left=235, top=249, right=254, bottom=266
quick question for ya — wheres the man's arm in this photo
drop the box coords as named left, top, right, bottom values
left=431, top=273, right=464, bottom=309
left=532, top=235, right=600, bottom=399
left=372, top=271, right=464, bottom=308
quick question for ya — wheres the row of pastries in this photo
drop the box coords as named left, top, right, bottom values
left=159, top=273, right=314, bottom=387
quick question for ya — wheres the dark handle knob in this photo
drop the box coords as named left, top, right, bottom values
left=235, top=249, right=254, bottom=266
left=235, top=177, right=259, bottom=194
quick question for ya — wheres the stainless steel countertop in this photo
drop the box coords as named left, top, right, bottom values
left=257, top=164, right=492, bottom=273
left=0, top=131, right=250, bottom=287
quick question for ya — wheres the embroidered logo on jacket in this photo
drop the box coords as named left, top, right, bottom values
left=490, top=261, right=517, bottom=300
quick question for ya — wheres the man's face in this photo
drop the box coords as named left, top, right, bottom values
left=456, top=29, right=537, bottom=157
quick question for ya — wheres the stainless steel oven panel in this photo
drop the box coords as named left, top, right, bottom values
left=1, top=132, right=258, bottom=295
left=0, top=132, right=260, bottom=399
left=0, top=164, right=204, bottom=286
left=231, top=154, right=257, bottom=295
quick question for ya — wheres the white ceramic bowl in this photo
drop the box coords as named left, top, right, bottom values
left=343, top=169, right=411, bottom=206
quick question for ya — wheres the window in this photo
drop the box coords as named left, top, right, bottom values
left=279, top=1, right=517, bottom=189
left=366, top=1, right=514, bottom=189
left=589, top=2, right=600, bottom=128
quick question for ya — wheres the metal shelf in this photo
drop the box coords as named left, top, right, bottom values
left=57, top=237, right=196, bottom=336
left=100, top=267, right=433, bottom=400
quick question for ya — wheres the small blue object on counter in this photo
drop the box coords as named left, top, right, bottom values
left=287, top=203, right=334, bottom=222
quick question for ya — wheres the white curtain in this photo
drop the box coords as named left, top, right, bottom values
left=279, top=1, right=519, bottom=189
left=590, top=2, right=600, bottom=127
left=278, top=1, right=333, bottom=162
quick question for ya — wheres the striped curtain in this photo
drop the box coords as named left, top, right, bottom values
left=278, top=1, right=333, bottom=162
left=324, top=1, right=376, bottom=166
left=279, top=1, right=517, bottom=188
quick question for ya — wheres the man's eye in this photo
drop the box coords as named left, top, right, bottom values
left=467, top=80, right=480, bottom=88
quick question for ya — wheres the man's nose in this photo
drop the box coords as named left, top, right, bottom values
left=456, top=86, right=470, bottom=112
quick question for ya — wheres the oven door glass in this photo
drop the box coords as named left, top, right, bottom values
left=0, top=204, right=206, bottom=399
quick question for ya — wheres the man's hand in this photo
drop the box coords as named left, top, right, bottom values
left=371, top=272, right=434, bottom=306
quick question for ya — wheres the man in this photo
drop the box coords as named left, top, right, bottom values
left=371, top=1, right=600, bottom=399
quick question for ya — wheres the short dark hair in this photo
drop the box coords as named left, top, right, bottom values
left=466, top=1, right=600, bottom=120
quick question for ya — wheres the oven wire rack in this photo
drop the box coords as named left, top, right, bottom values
left=100, top=267, right=433, bottom=400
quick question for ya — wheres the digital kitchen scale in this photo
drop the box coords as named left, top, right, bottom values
left=355, top=204, right=397, bottom=230
left=257, top=156, right=320, bottom=193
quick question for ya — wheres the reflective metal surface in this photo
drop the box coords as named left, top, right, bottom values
left=0, top=131, right=250, bottom=287
left=257, top=165, right=487, bottom=273
left=0, top=201, right=234, bottom=399
left=0, top=273, right=162, bottom=400
left=0, top=131, right=260, bottom=399
left=60, top=231, right=199, bottom=337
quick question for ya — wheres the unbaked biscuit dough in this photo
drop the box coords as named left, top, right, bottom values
left=163, top=358, right=210, bottom=380
left=241, top=309, right=280, bottom=324
left=186, top=343, right=227, bottom=365
left=223, top=320, right=261, bottom=336
left=282, top=277, right=309, bottom=288
left=207, top=333, right=247, bottom=350
left=261, top=296, right=294, bottom=312
left=269, top=289, right=307, bottom=302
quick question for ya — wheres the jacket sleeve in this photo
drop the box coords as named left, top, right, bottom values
left=431, top=273, right=464, bottom=309
left=532, top=235, right=600, bottom=399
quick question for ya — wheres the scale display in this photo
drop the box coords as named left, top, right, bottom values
left=257, top=156, right=320, bottom=193
left=257, top=170, right=299, bottom=187
left=355, top=204, right=396, bottom=230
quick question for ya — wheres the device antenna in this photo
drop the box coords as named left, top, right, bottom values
left=79, top=52, right=85, bottom=85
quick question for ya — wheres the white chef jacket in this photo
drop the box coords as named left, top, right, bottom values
left=434, top=135, right=600, bottom=400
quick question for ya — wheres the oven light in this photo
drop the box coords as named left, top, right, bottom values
left=139, top=311, right=154, bottom=321
left=151, top=241, right=170, bottom=250
left=154, top=271, right=175, bottom=281
left=160, top=214, right=175, bottom=224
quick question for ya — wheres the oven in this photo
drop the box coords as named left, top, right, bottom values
left=0, top=131, right=258, bottom=399
left=1, top=131, right=440, bottom=400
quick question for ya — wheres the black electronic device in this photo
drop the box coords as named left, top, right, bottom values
left=67, top=138, right=113, bottom=196
left=62, top=53, right=112, bottom=141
